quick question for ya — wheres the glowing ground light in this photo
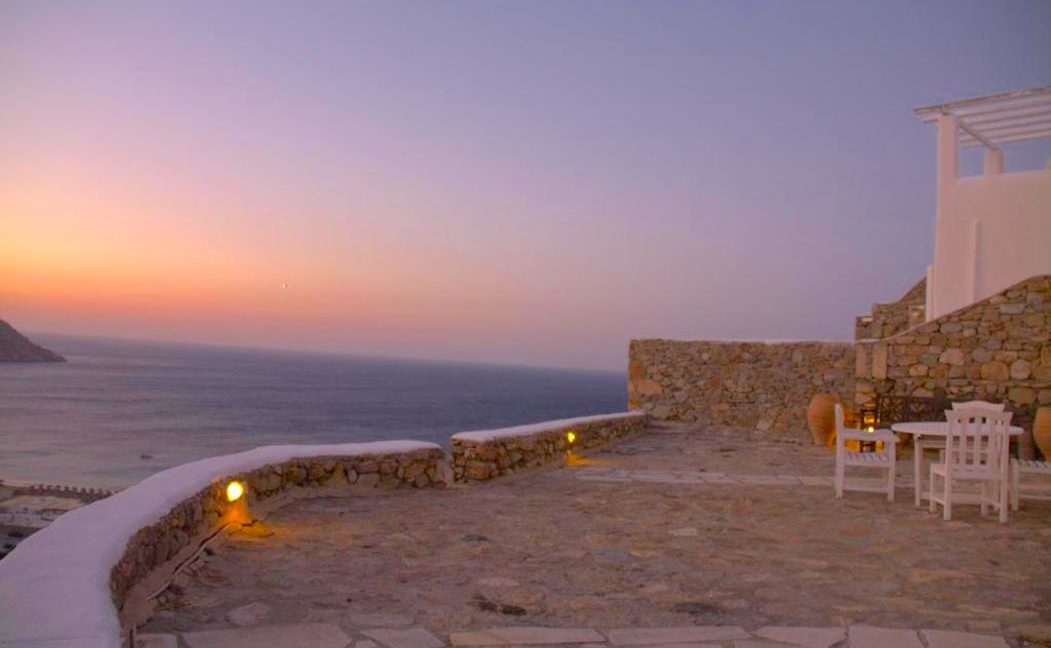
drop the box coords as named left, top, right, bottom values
left=566, top=431, right=576, bottom=444
left=226, top=480, right=245, bottom=502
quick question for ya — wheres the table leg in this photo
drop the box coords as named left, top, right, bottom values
left=1000, top=440, right=1010, bottom=523
left=914, top=434, right=923, bottom=507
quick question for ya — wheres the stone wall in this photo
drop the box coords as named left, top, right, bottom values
left=450, top=412, right=647, bottom=482
left=112, top=447, right=450, bottom=617
left=0, top=441, right=449, bottom=648
left=628, top=340, right=854, bottom=436
left=855, top=275, right=1051, bottom=412
left=855, top=277, right=927, bottom=341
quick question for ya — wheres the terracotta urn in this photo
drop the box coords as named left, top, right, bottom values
left=1034, top=406, right=1051, bottom=460
left=807, top=393, right=840, bottom=446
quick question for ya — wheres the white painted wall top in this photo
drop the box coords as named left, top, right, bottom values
left=452, top=411, right=644, bottom=443
left=915, top=87, right=1051, bottom=320
left=0, top=440, right=440, bottom=648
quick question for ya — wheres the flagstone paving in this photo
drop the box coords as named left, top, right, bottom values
left=140, top=424, right=1051, bottom=647
left=141, top=623, right=1017, bottom=647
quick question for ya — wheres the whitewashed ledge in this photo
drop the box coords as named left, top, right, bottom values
left=0, top=440, right=447, bottom=648
left=450, top=411, right=647, bottom=482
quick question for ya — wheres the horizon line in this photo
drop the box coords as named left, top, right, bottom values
left=26, top=327, right=629, bottom=376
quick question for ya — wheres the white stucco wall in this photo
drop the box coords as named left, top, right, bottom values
left=930, top=168, right=1051, bottom=319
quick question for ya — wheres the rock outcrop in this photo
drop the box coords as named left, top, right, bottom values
left=0, top=319, right=65, bottom=362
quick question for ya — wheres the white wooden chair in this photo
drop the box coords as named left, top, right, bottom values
left=913, top=401, right=1007, bottom=506
left=1011, top=459, right=1051, bottom=511
left=952, top=401, right=1007, bottom=412
left=834, top=404, right=898, bottom=502
left=930, top=410, right=1012, bottom=523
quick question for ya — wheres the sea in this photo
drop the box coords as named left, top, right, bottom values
left=0, top=335, right=625, bottom=489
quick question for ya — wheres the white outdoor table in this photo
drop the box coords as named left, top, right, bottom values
left=891, top=421, right=1024, bottom=507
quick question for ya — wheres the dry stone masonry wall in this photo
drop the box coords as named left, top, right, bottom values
left=855, top=275, right=1051, bottom=412
left=855, top=278, right=927, bottom=341
left=628, top=340, right=854, bottom=436
left=451, top=413, right=647, bottom=482
left=5, top=409, right=653, bottom=648
left=111, top=447, right=450, bottom=610
left=0, top=440, right=454, bottom=648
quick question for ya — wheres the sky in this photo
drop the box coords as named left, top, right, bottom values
left=2, top=1, right=1049, bottom=371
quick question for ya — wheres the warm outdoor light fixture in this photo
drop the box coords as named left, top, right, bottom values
left=566, top=431, right=576, bottom=444
left=226, top=480, right=245, bottom=502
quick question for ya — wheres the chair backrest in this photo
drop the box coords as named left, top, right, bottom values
left=943, top=409, right=1012, bottom=473
left=951, top=400, right=1006, bottom=412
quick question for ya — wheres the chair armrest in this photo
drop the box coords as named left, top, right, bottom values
left=838, top=428, right=898, bottom=443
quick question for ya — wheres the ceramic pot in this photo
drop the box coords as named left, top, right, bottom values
left=807, top=393, right=840, bottom=446
left=1034, top=406, right=1051, bottom=460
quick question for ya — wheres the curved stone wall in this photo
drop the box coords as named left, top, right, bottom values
left=451, top=412, right=647, bottom=482
left=0, top=440, right=449, bottom=648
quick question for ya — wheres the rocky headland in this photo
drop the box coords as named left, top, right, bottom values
left=0, top=320, right=65, bottom=362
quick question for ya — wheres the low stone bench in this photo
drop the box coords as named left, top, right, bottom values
left=0, top=440, right=449, bottom=648
left=450, top=411, right=647, bottom=482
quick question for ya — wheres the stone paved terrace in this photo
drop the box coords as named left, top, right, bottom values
left=139, top=423, right=1051, bottom=647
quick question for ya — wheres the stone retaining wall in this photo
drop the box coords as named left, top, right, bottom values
left=855, top=274, right=1051, bottom=412
left=855, top=278, right=927, bottom=341
left=628, top=340, right=854, bottom=437
left=0, top=441, right=449, bottom=648
left=450, top=412, right=647, bottom=482
left=112, top=447, right=450, bottom=608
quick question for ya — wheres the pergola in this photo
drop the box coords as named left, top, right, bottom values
left=914, top=86, right=1051, bottom=321
left=914, top=85, right=1051, bottom=151
left=916, top=85, right=1051, bottom=202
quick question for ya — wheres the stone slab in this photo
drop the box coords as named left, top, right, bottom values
left=753, top=626, right=845, bottom=648
left=350, top=613, right=415, bottom=627
left=734, top=641, right=797, bottom=648
left=605, top=627, right=751, bottom=645
left=735, top=475, right=801, bottom=486
left=668, top=527, right=699, bottom=537
left=696, top=474, right=742, bottom=484
left=363, top=627, right=445, bottom=648
left=135, top=634, right=178, bottom=648
left=848, top=626, right=923, bottom=648
left=450, top=627, right=606, bottom=646
left=921, top=629, right=1009, bottom=648
left=576, top=475, right=633, bottom=482
left=226, top=601, right=270, bottom=627
left=618, top=644, right=724, bottom=648
left=1017, top=625, right=1051, bottom=644
left=182, top=623, right=351, bottom=648
left=798, top=476, right=834, bottom=487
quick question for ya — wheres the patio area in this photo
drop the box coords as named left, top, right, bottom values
left=140, top=423, right=1051, bottom=647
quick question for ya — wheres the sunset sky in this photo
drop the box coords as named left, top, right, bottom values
left=2, top=1, right=1050, bottom=370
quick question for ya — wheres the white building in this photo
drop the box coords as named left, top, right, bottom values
left=915, top=86, right=1051, bottom=320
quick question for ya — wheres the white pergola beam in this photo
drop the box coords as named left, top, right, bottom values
left=915, top=86, right=1051, bottom=121
left=916, top=86, right=1051, bottom=148
left=960, top=128, right=1051, bottom=148
left=963, top=105, right=1051, bottom=126
left=958, top=121, right=997, bottom=150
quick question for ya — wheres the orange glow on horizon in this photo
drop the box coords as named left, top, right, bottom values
left=1, top=168, right=529, bottom=346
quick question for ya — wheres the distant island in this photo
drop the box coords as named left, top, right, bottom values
left=0, top=320, right=65, bottom=362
